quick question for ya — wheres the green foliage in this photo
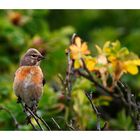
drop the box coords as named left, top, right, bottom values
left=110, top=110, right=134, bottom=130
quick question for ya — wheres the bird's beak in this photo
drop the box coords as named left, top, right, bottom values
left=37, top=54, right=45, bottom=61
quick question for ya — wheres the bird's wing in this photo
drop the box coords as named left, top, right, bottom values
left=43, top=77, right=46, bottom=86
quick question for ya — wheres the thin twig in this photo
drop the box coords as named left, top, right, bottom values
left=26, top=116, right=38, bottom=130
left=19, top=99, right=51, bottom=131
left=16, top=94, right=51, bottom=130
left=101, top=121, right=108, bottom=130
left=115, top=85, right=128, bottom=106
left=84, top=92, right=101, bottom=131
left=65, top=122, right=76, bottom=130
left=55, top=116, right=77, bottom=130
left=117, top=80, right=140, bottom=130
left=118, top=81, right=140, bottom=109
left=29, top=120, right=37, bottom=130
left=25, top=106, right=44, bottom=131
left=35, top=114, right=51, bottom=130
left=19, top=101, right=38, bottom=130
left=65, top=51, right=73, bottom=99
left=51, top=117, right=61, bottom=130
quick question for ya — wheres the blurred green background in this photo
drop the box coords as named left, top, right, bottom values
left=0, top=10, right=140, bottom=130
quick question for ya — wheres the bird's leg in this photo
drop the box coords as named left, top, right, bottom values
left=31, top=100, right=38, bottom=115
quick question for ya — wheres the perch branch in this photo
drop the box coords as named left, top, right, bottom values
left=19, top=100, right=51, bottom=131
left=25, top=107, right=44, bottom=131
left=35, top=115, right=51, bottom=131
left=19, top=101, right=38, bottom=130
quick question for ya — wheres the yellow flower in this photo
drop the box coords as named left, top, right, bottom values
left=101, top=40, right=140, bottom=76
left=110, top=60, right=124, bottom=81
left=69, top=36, right=90, bottom=60
left=108, top=55, right=117, bottom=62
left=74, top=59, right=82, bottom=69
left=109, top=59, right=140, bottom=82
left=123, top=60, right=140, bottom=75
left=74, top=56, right=96, bottom=72
left=85, top=57, right=97, bottom=71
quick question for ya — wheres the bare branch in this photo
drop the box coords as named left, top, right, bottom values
left=55, top=116, right=77, bottom=130
left=65, top=122, right=76, bottom=130
left=64, top=51, right=73, bottom=99
left=19, top=101, right=39, bottom=130
left=19, top=100, right=51, bottom=131
left=116, top=81, right=140, bottom=130
left=51, top=117, right=61, bottom=130
left=101, top=121, right=109, bottom=130
left=84, top=92, right=101, bottom=131
left=25, top=106, right=44, bottom=131
left=35, top=115, right=51, bottom=131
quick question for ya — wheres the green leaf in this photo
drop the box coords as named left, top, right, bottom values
left=125, top=52, right=139, bottom=60
left=112, top=40, right=121, bottom=52
left=118, top=47, right=129, bottom=57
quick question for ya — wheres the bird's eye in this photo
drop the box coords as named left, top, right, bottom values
left=32, top=54, right=36, bottom=57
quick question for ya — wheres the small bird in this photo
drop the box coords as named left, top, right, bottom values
left=13, top=48, right=45, bottom=113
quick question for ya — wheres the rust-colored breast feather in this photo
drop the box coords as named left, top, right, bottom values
left=15, top=66, right=43, bottom=84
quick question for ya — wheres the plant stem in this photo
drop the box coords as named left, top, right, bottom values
left=84, top=92, right=101, bottom=131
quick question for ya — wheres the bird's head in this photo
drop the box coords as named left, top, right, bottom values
left=20, top=48, right=45, bottom=66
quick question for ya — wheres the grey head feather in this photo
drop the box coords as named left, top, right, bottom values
left=20, top=48, right=44, bottom=66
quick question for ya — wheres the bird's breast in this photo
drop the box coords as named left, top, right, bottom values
left=14, top=66, right=43, bottom=86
